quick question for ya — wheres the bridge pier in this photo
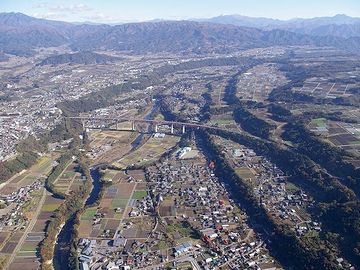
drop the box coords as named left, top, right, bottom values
left=171, top=124, right=174, bottom=134
left=182, top=125, right=186, bottom=134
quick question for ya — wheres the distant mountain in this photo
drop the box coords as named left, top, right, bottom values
left=38, top=51, right=121, bottom=66
left=0, top=52, right=8, bottom=61
left=1, top=12, right=360, bottom=56
left=202, top=14, right=360, bottom=38
left=0, top=13, right=109, bottom=56
left=198, top=14, right=284, bottom=28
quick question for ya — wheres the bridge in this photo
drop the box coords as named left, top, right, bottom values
left=68, top=116, right=230, bottom=134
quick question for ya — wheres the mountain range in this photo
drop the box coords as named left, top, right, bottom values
left=1, top=12, right=360, bottom=57
left=200, top=14, right=360, bottom=38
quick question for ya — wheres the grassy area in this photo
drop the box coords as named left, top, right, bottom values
left=132, top=190, right=147, bottom=200
left=310, top=118, right=327, bottom=127
left=0, top=255, right=9, bottom=269
left=62, top=171, right=76, bottom=179
left=211, top=119, right=235, bottom=125
left=20, top=242, right=38, bottom=252
left=166, top=220, right=200, bottom=239
left=158, top=240, right=169, bottom=251
left=111, top=198, right=129, bottom=208
left=235, top=167, right=254, bottom=180
left=81, top=208, right=97, bottom=220
left=41, top=203, right=61, bottom=212
left=102, top=170, right=118, bottom=181
left=304, top=230, right=319, bottom=238
left=114, top=213, right=122, bottom=219
left=114, top=136, right=179, bottom=169
left=286, top=182, right=300, bottom=193
left=33, top=156, right=52, bottom=175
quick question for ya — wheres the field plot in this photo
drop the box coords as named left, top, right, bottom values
left=293, top=77, right=358, bottom=98
left=114, top=135, right=179, bottom=169
left=79, top=180, right=138, bottom=239
left=0, top=155, right=55, bottom=195
left=53, top=161, right=83, bottom=194
left=309, top=119, right=360, bottom=157
left=235, top=167, right=256, bottom=181
left=7, top=193, right=63, bottom=269
left=88, top=129, right=138, bottom=164
left=9, top=257, right=39, bottom=270
left=210, top=113, right=238, bottom=131
left=236, top=63, right=288, bottom=102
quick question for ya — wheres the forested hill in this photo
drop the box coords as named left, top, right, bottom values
left=1, top=12, right=360, bottom=56
left=37, top=52, right=121, bottom=66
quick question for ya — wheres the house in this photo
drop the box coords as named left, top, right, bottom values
left=80, top=262, right=89, bottom=270
left=174, top=242, right=192, bottom=257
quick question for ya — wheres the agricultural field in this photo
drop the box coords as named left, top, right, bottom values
left=78, top=173, right=146, bottom=239
left=209, top=113, right=238, bottom=131
left=293, top=77, right=358, bottom=98
left=113, top=134, right=180, bottom=169
left=87, top=129, right=138, bottom=164
left=0, top=155, right=56, bottom=195
left=53, top=161, right=85, bottom=194
left=309, top=118, right=360, bottom=158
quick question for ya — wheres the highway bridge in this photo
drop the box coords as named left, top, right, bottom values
left=68, top=116, right=230, bottom=134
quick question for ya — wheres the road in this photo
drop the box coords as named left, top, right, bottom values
left=4, top=188, right=47, bottom=269
left=140, top=251, right=201, bottom=270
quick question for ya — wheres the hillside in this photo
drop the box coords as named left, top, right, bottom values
left=203, top=14, right=360, bottom=38
left=1, top=12, right=360, bottom=56
left=38, top=51, right=121, bottom=66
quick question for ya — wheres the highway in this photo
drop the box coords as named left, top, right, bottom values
left=68, top=116, right=241, bottom=134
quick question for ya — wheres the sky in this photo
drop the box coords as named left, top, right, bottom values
left=1, top=0, right=360, bottom=23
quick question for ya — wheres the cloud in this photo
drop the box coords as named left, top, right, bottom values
left=33, top=2, right=92, bottom=14
left=49, top=4, right=92, bottom=13
left=81, top=13, right=120, bottom=23
left=32, top=12, right=67, bottom=20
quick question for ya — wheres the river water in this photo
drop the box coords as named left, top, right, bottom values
left=53, top=167, right=102, bottom=270
left=53, top=102, right=159, bottom=269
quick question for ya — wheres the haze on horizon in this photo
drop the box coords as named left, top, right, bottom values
left=1, top=0, right=360, bottom=24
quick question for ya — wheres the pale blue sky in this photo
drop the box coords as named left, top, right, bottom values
left=1, top=0, right=359, bottom=23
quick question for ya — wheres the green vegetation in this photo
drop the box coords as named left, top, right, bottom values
left=132, top=190, right=147, bottom=200
left=158, top=240, right=169, bottom=250
left=268, top=103, right=292, bottom=122
left=282, top=122, right=360, bottom=197
left=233, top=106, right=275, bottom=139
left=45, top=152, right=73, bottom=199
left=81, top=209, right=97, bottom=220
left=111, top=198, right=129, bottom=208
left=41, top=203, right=61, bottom=212
left=310, top=118, right=327, bottom=127
left=0, top=255, right=9, bottom=270
left=166, top=220, right=200, bottom=240
left=0, top=151, right=38, bottom=183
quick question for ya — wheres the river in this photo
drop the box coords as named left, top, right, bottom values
left=53, top=167, right=102, bottom=269
left=53, top=102, right=159, bottom=269
left=130, top=101, right=159, bottom=150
